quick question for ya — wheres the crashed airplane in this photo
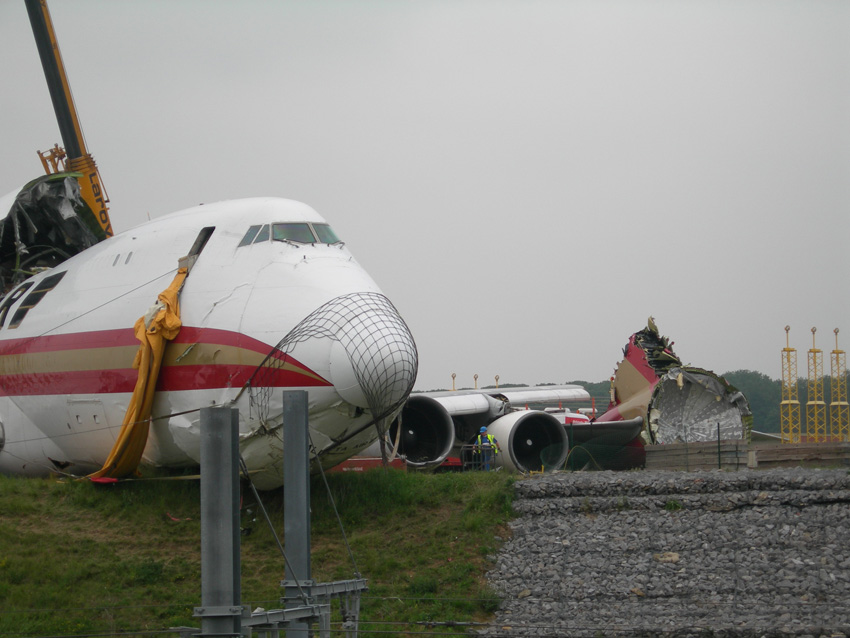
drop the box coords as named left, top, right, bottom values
left=0, top=190, right=420, bottom=489
left=0, top=0, right=420, bottom=489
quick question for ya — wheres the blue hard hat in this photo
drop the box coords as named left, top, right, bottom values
left=480, top=427, right=487, bottom=433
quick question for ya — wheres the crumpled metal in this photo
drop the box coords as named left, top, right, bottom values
left=0, top=173, right=105, bottom=290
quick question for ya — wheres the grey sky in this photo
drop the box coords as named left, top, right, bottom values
left=1, top=1, right=847, bottom=391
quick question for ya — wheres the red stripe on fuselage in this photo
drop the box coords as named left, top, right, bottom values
left=0, top=327, right=330, bottom=396
left=0, top=364, right=330, bottom=396
left=0, top=327, right=288, bottom=359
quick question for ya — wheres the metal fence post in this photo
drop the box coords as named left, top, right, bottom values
left=284, top=390, right=311, bottom=637
left=196, top=406, right=242, bottom=637
left=717, top=422, right=722, bottom=469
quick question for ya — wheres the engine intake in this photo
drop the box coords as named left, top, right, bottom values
left=387, top=395, right=455, bottom=468
left=485, top=410, right=569, bottom=472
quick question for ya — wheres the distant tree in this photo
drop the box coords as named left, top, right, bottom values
left=565, top=379, right=614, bottom=414
left=722, top=370, right=781, bottom=432
left=726, top=370, right=850, bottom=434
left=567, top=380, right=613, bottom=402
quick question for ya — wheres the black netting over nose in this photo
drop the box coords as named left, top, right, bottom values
left=247, top=292, right=418, bottom=431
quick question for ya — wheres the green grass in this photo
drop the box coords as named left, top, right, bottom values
left=0, top=469, right=515, bottom=636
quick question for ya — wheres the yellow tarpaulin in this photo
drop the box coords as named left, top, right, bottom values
left=88, top=267, right=188, bottom=480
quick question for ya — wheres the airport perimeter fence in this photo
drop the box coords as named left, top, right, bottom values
left=645, top=439, right=850, bottom=471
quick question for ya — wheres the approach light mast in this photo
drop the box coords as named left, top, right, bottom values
left=25, top=0, right=113, bottom=237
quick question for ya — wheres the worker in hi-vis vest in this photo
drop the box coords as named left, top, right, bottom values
left=475, top=426, right=500, bottom=471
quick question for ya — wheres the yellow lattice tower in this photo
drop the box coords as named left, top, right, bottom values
left=806, top=327, right=827, bottom=442
left=780, top=326, right=801, bottom=443
left=830, top=328, right=849, bottom=442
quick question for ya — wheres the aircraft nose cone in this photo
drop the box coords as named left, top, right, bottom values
left=332, top=303, right=418, bottom=415
left=288, top=292, right=418, bottom=419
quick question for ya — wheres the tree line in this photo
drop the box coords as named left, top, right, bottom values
left=724, top=369, right=849, bottom=433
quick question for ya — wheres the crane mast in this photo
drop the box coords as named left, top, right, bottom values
left=24, top=0, right=113, bottom=237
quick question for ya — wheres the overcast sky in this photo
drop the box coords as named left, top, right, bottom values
left=1, top=1, right=847, bottom=391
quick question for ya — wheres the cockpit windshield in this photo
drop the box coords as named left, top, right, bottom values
left=273, top=223, right=315, bottom=243
left=312, top=224, right=340, bottom=244
left=239, top=222, right=343, bottom=247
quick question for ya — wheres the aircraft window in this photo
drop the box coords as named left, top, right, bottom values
left=313, top=224, right=340, bottom=244
left=189, top=227, right=215, bottom=256
left=0, top=282, right=33, bottom=329
left=273, top=223, right=315, bottom=244
left=239, top=225, right=261, bottom=247
left=254, top=224, right=270, bottom=243
left=9, top=271, right=68, bottom=329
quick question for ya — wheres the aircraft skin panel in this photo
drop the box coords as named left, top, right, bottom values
left=61, top=400, right=114, bottom=465
left=0, top=384, right=365, bottom=480
left=491, top=386, right=590, bottom=405
left=0, top=396, right=68, bottom=476
left=431, top=393, right=500, bottom=416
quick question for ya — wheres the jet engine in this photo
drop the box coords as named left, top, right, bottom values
left=384, top=395, right=570, bottom=473
left=386, top=395, right=455, bottom=468
left=484, top=410, right=569, bottom=472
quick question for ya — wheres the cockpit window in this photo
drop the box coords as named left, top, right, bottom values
left=313, top=223, right=340, bottom=244
left=238, top=225, right=262, bottom=247
left=273, top=223, right=316, bottom=244
left=254, top=224, right=270, bottom=243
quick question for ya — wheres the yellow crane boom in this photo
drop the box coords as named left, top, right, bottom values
left=25, top=0, right=113, bottom=237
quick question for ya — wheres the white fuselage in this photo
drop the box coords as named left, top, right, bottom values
left=0, top=197, right=417, bottom=488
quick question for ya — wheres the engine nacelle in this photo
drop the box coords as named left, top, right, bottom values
left=385, top=398, right=569, bottom=473
left=387, top=395, right=455, bottom=468
left=485, top=410, right=569, bottom=473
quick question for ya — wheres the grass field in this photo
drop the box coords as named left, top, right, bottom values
left=0, top=468, right=515, bottom=637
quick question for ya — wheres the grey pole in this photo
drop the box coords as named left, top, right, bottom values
left=197, top=406, right=242, bottom=637
left=717, top=421, right=722, bottom=469
left=283, top=390, right=311, bottom=637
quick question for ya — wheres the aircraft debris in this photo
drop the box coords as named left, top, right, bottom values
left=0, top=173, right=106, bottom=291
left=596, top=318, right=752, bottom=445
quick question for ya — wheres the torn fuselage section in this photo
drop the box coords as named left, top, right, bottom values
left=598, top=318, right=752, bottom=445
left=0, top=173, right=106, bottom=292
